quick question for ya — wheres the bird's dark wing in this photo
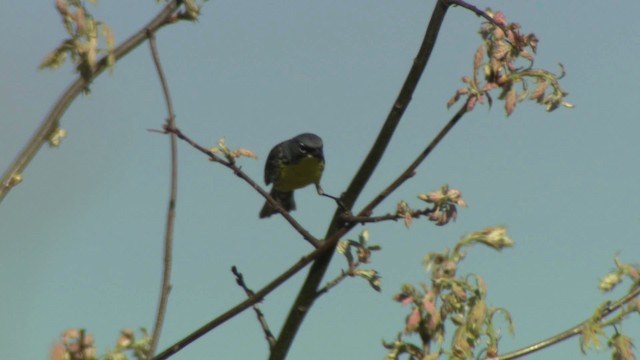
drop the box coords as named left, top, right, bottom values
left=264, top=141, right=287, bottom=185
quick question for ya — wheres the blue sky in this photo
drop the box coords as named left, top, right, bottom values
left=1, top=1, right=639, bottom=359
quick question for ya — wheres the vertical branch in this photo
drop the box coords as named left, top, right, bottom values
left=270, top=1, right=452, bottom=359
left=147, top=31, right=178, bottom=357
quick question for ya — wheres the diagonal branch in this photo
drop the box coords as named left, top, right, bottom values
left=0, top=0, right=183, bottom=204
left=341, top=207, right=436, bottom=225
left=494, top=286, right=640, bottom=360
left=152, top=229, right=349, bottom=360
left=270, top=1, right=453, bottom=359
left=231, top=266, right=277, bottom=349
left=147, top=30, right=178, bottom=357
left=163, top=127, right=322, bottom=248
left=360, top=100, right=468, bottom=216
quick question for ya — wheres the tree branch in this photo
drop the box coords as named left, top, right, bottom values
left=443, top=0, right=510, bottom=35
left=147, top=30, right=178, bottom=357
left=231, top=266, right=277, bottom=349
left=341, top=207, right=435, bottom=225
left=494, top=286, right=640, bottom=360
left=152, top=227, right=350, bottom=360
left=0, top=1, right=183, bottom=204
left=270, top=1, right=452, bottom=358
left=162, top=127, right=322, bottom=248
left=315, top=261, right=361, bottom=297
left=361, top=99, right=468, bottom=217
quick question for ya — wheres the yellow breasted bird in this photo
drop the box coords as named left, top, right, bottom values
left=259, top=133, right=326, bottom=218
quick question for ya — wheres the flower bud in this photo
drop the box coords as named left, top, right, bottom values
left=598, top=272, right=622, bottom=292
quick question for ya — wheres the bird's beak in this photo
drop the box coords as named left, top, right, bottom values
left=311, top=149, right=323, bottom=158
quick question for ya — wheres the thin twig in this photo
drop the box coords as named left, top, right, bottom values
left=147, top=30, right=178, bottom=357
left=270, top=2, right=453, bottom=358
left=0, top=0, right=183, bottom=204
left=162, top=126, right=322, bottom=248
left=494, top=286, right=640, bottom=360
left=231, top=266, right=277, bottom=349
left=360, top=100, right=468, bottom=217
left=315, top=261, right=361, bottom=297
left=442, top=0, right=510, bottom=36
left=341, top=207, right=435, bottom=225
left=152, top=227, right=350, bottom=360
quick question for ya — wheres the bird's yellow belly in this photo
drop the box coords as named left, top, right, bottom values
left=274, top=157, right=324, bottom=192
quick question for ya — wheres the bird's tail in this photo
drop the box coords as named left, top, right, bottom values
left=259, top=189, right=296, bottom=218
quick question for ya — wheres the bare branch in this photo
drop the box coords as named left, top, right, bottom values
left=271, top=2, right=453, bottom=358
left=315, top=261, right=361, bottom=298
left=147, top=30, right=178, bottom=357
left=231, top=266, right=277, bottom=349
left=152, top=228, right=350, bottom=360
left=442, top=0, right=510, bottom=36
left=316, top=270, right=351, bottom=298
left=162, top=127, right=322, bottom=248
left=494, top=286, right=640, bottom=360
left=341, top=207, right=435, bottom=225
left=360, top=100, right=468, bottom=217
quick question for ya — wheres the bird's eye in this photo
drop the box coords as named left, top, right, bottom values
left=298, top=142, right=308, bottom=153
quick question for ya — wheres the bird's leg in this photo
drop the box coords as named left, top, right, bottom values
left=315, top=183, right=348, bottom=213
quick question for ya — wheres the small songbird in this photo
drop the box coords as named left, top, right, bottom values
left=259, top=133, right=326, bottom=218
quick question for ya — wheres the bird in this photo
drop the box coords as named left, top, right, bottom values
left=259, top=133, right=326, bottom=218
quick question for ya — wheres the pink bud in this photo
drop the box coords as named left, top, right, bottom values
left=474, top=45, right=484, bottom=70
left=493, top=11, right=507, bottom=26
left=505, top=88, right=517, bottom=116
left=63, top=329, right=80, bottom=342
left=405, top=308, right=421, bottom=333
left=83, top=335, right=94, bottom=346
left=55, top=0, right=69, bottom=15
left=467, top=96, right=478, bottom=111
left=50, top=343, right=65, bottom=360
